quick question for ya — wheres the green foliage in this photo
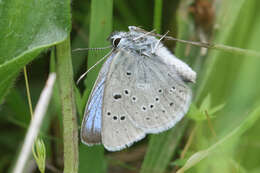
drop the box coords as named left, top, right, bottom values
left=0, top=0, right=260, bottom=173
left=0, top=0, right=71, bottom=103
left=32, top=138, right=46, bottom=173
left=188, top=94, right=225, bottom=121
left=56, top=36, right=79, bottom=173
left=178, top=104, right=260, bottom=173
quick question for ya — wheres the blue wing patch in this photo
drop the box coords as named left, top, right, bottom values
left=81, top=53, right=114, bottom=145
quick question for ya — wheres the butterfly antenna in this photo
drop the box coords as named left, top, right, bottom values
left=72, top=45, right=113, bottom=52
left=76, top=49, right=114, bottom=84
left=161, top=35, right=211, bottom=48
left=152, top=31, right=169, bottom=54
left=133, top=29, right=156, bottom=41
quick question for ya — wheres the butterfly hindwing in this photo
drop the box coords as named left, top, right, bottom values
left=101, top=50, right=192, bottom=150
left=125, top=52, right=192, bottom=133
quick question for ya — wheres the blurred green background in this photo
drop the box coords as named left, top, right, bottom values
left=1, top=0, right=260, bottom=172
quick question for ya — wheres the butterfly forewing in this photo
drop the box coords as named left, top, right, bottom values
left=101, top=51, right=146, bottom=151
left=81, top=53, right=114, bottom=145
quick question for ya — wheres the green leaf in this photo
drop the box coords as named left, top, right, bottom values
left=187, top=104, right=206, bottom=121
left=0, top=0, right=71, bottom=103
left=199, top=94, right=211, bottom=111
left=177, top=105, right=260, bottom=173
left=32, top=138, right=46, bottom=173
left=208, top=103, right=225, bottom=115
left=188, top=95, right=225, bottom=121
left=171, top=158, right=188, bottom=167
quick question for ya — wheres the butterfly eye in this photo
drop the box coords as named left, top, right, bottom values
left=113, top=38, right=121, bottom=47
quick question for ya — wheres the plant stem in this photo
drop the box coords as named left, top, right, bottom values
left=56, top=36, right=79, bottom=173
left=153, top=0, right=163, bottom=33
left=163, top=36, right=260, bottom=57
left=23, top=67, right=34, bottom=117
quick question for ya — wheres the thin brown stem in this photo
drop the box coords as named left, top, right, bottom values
left=205, top=110, right=217, bottom=137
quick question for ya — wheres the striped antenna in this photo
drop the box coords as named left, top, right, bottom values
left=72, top=45, right=113, bottom=52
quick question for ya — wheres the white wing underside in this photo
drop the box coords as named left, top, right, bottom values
left=102, top=50, right=193, bottom=151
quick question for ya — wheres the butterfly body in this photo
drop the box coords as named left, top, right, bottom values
left=81, top=26, right=196, bottom=151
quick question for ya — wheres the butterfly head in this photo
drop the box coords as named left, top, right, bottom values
left=108, top=27, right=159, bottom=55
left=108, top=31, right=127, bottom=48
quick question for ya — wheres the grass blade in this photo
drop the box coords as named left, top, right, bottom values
left=12, top=73, right=56, bottom=173
left=177, top=105, right=260, bottom=173
left=79, top=0, right=113, bottom=173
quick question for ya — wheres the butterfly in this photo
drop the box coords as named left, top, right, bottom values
left=81, top=26, right=196, bottom=151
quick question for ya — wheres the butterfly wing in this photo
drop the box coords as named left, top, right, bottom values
left=81, top=53, right=114, bottom=145
left=102, top=50, right=193, bottom=150
left=101, top=50, right=146, bottom=151
left=123, top=51, right=193, bottom=133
